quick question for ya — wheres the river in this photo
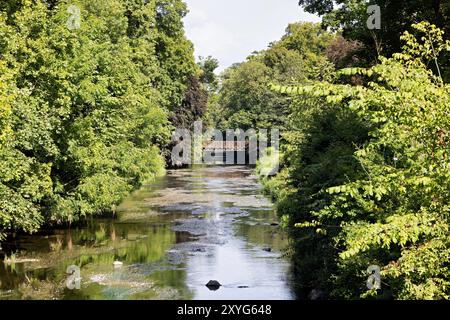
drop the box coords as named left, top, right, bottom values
left=0, top=166, right=294, bottom=300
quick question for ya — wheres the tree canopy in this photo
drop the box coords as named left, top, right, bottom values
left=0, top=0, right=199, bottom=239
left=298, top=0, right=450, bottom=80
left=217, top=22, right=335, bottom=131
left=265, top=21, right=450, bottom=299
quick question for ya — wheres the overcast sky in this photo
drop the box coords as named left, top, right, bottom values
left=183, top=0, right=320, bottom=73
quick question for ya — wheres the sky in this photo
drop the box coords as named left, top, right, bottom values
left=183, top=0, right=320, bottom=73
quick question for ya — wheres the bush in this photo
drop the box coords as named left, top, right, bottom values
left=268, top=22, right=450, bottom=299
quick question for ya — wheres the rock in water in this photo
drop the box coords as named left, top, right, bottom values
left=262, top=247, right=272, bottom=252
left=205, top=280, right=222, bottom=290
left=113, top=261, right=123, bottom=268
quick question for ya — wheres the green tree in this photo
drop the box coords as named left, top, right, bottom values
left=270, top=22, right=450, bottom=299
left=298, top=0, right=450, bottom=80
left=0, top=0, right=198, bottom=238
left=171, top=75, right=208, bottom=129
left=154, top=0, right=197, bottom=109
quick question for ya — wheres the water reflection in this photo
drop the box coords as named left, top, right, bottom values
left=0, top=166, right=294, bottom=300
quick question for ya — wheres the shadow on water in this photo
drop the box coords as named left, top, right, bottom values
left=0, top=166, right=295, bottom=300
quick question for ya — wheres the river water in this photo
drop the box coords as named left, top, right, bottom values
left=0, top=166, right=294, bottom=300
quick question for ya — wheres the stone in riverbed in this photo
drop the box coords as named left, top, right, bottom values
left=270, top=222, right=279, bottom=226
left=205, top=280, right=222, bottom=290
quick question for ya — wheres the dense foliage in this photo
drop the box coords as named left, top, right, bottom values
left=0, top=0, right=198, bottom=239
left=298, top=0, right=450, bottom=80
left=216, top=22, right=335, bottom=131
left=2, top=0, right=449, bottom=301
left=265, top=22, right=450, bottom=299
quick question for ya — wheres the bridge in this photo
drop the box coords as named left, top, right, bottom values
left=203, top=140, right=247, bottom=152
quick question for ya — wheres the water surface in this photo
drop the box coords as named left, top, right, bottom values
left=0, top=166, right=294, bottom=300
